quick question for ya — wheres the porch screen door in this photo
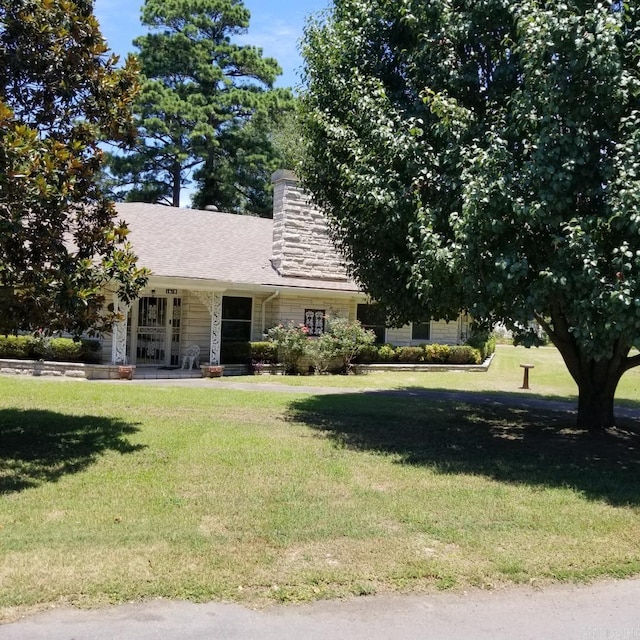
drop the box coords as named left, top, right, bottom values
left=130, top=296, right=183, bottom=366
left=136, top=297, right=168, bottom=365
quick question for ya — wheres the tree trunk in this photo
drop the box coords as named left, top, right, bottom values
left=172, top=164, right=181, bottom=208
left=536, top=310, right=640, bottom=435
left=558, top=350, right=625, bottom=435
left=576, top=384, right=616, bottom=434
left=540, top=313, right=627, bottom=435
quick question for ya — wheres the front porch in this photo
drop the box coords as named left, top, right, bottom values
left=0, top=359, right=248, bottom=380
left=132, top=364, right=248, bottom=379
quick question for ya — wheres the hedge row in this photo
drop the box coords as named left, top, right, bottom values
left=354, top=343, right=484, bottom=365
left=0, top=335, right=102, bottom=363
left=222, top=340, right=491, bottom=366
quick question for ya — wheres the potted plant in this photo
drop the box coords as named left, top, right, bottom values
left=250, top=359, right=264, bottom=375
left=201, top=364, right=224, bottom=378
left=116, top=357, right=135, bottom=380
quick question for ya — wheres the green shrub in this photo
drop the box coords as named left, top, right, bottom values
left=466, top=327, right=496, bottom=362
left=266, top=322, right=309, bottom=374
left=447, top=345, right=482, bottom=364
left=424, top=343, right=451, bottom=363
left=25, top=335, right=52, bottom=359
left=354, top=343, right=379, bottom=364
left=323, top=317, right=376, bottom=373
left=48, top=338, right=83, bottom=362
left=0, top=335, right=28, bottom=358
left=377, top=344, right=398, bottom=362
left=0, top=335, right=101, bottom=363
left=78, top=339, right=102, bottom=364
left=397, top=346, right=424, bottom=363
left=249, top=341, right=277, bottom=363
left=306, top=333, right=335, bottom=374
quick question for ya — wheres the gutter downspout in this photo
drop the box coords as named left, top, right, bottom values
left=261, top=291, right=279, bottom=337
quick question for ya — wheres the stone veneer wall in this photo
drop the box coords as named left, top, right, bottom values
left=271, top=170, right=349, bottom=281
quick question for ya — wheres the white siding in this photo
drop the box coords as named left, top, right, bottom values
left=180, top=291, right=212, bottom=357
left=270, top=294, right=355, bottom=331
left=430, top=320, right=459, bottom=345
left=386, top=325, right=412, bottom=346
left=387, top=319, right=461, bottom=346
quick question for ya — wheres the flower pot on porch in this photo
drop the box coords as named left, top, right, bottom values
left=201, top=365, right=224, bottom=378
left=118, top=365, right=135, bottom=380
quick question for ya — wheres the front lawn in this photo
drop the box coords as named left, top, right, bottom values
left=226, top=344, right=640, bottom=403
left=1, top=346, right=639, bottom=621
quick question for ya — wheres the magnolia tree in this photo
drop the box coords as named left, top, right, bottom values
left=0, top=0, right=147, bottom=336
left=300, top=0, right=640, bottom=433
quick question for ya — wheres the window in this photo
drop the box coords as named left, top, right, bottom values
left=357, top=303, right=386, bottom=343
left=222, top=296, right=252, bottom=342
left=411, top=321, right=431, bottom=342
left=304, top=309, right=325, bottom=336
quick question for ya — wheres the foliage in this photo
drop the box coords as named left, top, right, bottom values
left=354, top=343, right=379, bottom=364
left=0, top=0, right=148, bottom=336
left=104, top=0, right=294, bottom=210
left=466, top=328, right=497, bottom=362
left=423, top=344, right=451, bottom=364
left=447, top=346, right=482, bottom=365
left=396, top=346, right=424, bottom=363
left=300, top=0, right=640, bottom=432
left=354, top=343, right=481, bottom=365
left=0, top=334, right=101, bottom=363
left=269, top=105, right=307, bottom=173
left=249, top=341, right=277, bottom=363
left=376, top=344, right=398, bottom=363
left=306, top=332, right=336, bottom=374
left=191, top=103, right=296, bottom=217
left=321, top=316, right=376, bottom=373
left=266, top=317, right=375, bottom=374
left=266, top=321, right=310, bottom=374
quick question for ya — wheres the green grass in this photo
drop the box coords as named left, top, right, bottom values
left=0, top=346, right=639, bottom=621
left=229, top=344, right=640, bottom=403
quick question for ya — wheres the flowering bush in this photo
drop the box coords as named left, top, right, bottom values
left=306, top=332, right=335, bottom=374
left=266, top=317, right=375, bottom=374
left=322, top=316, right=375, bottom=373
left=266, top=321, right=310, bottom=374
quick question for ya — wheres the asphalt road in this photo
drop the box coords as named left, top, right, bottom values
left=3, top=578, right=640, bottom=640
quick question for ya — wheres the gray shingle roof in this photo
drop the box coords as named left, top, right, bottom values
left=116, top=202, right=361, bottom=293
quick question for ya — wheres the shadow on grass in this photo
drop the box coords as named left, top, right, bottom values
left=0, top=409, right=144, bottom=494
left=288, top=388, right=640, bottom=506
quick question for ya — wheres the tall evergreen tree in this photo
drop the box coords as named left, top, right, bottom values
left=191, top=106, right=296, bottom=217
left=106, top=0, right=292, bottom=209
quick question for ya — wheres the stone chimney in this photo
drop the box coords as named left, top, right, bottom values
left=271, top=170, right=349, bottom=281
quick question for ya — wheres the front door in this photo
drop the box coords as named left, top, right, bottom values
left=129, top=296, right=182, bottom=366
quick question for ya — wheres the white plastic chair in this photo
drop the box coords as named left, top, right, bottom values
left=181, top=344, right=200, bottom=370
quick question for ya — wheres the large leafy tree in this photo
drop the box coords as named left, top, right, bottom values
left=0, top=0, right=148, bottom=336
left=300, top=0, right=640, bottom=433
left=106, top=0, right=292, bottom=210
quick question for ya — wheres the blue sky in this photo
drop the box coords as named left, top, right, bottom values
left=94, top=0, right=330, bottom=89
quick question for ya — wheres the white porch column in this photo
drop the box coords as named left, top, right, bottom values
left=111, top=296, right=132, bottom=364
left=192, top=291, right=223, bottom=365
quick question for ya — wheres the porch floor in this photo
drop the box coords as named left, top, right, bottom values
left=134, top=367, right=204, bottom=380
left=132, top=364, right=248, bottom=379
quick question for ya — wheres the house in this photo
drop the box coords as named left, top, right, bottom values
left=105, top=170, right=468, bottom=367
